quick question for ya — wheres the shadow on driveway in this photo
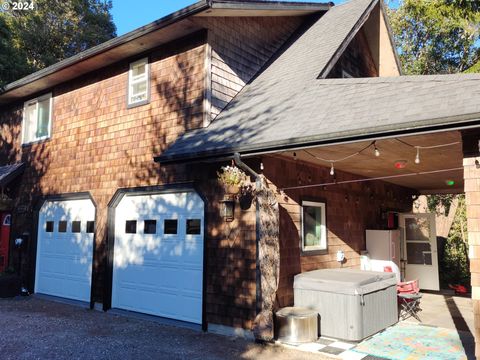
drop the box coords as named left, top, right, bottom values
left=0, top=296, right=330, bottom=360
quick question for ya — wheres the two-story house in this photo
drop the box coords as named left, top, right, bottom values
left=1, top=0, right=480, bottom=349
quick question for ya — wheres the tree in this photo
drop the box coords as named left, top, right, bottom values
left=0, top=0, right=116, bottom=85
left=0, top=15, right=30, bottom=88
left=388, top=0, right=480, bottom=74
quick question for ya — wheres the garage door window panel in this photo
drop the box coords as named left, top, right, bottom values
left=186, top=219, right=201, bottom=235
left=164, top=219, right=178, bottom=235
left=58, top=221, right=67, bottom=233
left=72, top=221, right=81, bottom=233
left=45, top=221, right=54, bottom=232
left=125, top=220, right=137, bottom=234
left=144, top=220, right=156, bottom=234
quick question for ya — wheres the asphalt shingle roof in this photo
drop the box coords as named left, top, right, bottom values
left=157, top=0, right=480, bottom=164
left=0, top=163, right=25, bottom=187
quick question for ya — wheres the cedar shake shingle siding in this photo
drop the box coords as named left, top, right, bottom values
left=0, top=16, right=307, bottom=329
left=192, top=16, right=304, bottom=120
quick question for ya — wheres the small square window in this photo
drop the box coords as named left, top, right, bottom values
left=58, top=221, right=67, bottom=233
left=125, top=220, right=137, bottom=234
left=128, top=58, right=149, bottom=106
left=301, top=201, right=327, bottom=253
left=164, top=219, right=177, bottom=235
left=71, top=221, right=81, bottom=233
left=144, top=220, right=156, bottom=234
left=22, top=93, right=52, bottom=144
left=45, top=221, right=54, bottom=233
left=186, top=219, right=201, bottom=235
left=86, top=221, right=95, bottom=233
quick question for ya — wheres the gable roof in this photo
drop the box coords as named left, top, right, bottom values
left=0, top=0, right=330, bottom=106
left=156, top=74, right=480, bottom=164
left=156, top=0, right=407, bottom=163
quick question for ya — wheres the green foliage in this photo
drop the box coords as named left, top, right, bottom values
left=426, top=194, right=455, bottom=215
left=465, top=60, right=480, bottom=73
left=388, top=0, right=480, bottom=74
left=0, top=0, right=116, bottom=85
left=439, top=194, right=470, bottom=288
left=0, top=14, right=30, bottom=88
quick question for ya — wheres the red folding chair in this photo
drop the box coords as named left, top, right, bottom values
left=397, top=279, right=422, bottom=321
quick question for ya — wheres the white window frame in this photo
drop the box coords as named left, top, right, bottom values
left=301, top=200, right=327, bottom=253
left=22, top=93, right=53, bottom=145
left=128, top=57, right=149, bottom=107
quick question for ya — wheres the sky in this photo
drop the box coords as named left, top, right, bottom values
left=111, top=0, right=348, bottom=36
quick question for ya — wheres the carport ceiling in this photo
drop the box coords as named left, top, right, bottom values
left=279, top=130, right=463, bottom=193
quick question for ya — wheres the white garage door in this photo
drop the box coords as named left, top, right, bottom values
left=35, top=198, right=95, bottom=302
left=112, top=191, right=204, bottom=324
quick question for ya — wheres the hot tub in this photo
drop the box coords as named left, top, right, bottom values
left=294, top=268, right=397, bottom=341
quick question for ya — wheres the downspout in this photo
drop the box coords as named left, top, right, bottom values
left=233, top=152, right=262, bottom=316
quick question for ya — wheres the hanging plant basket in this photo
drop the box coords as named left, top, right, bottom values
left=217, top=165, right=247, bottom=195
left=225, top=184, right=241, bottom=195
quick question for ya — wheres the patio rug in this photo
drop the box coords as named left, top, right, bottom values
left=352, top=323, right=466, bottom=360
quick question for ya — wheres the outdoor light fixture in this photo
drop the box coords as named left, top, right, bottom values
left=220, top=199, right=235, bottom=222
left=445, top=180, right=455, bottom=186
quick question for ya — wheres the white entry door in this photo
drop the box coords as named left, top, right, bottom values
left=35, top=198, right=95, bottom=302
left=112, top=191, right=204, bottom=324
left=399, top=213, right=440, bottom=291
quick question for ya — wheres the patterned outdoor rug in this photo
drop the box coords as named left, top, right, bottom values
left=352, top=323, right=467, bottom=360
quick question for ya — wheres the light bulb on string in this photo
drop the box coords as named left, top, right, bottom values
left=415, top=147, right=420, bottom=164
left=374, top=142, right=380, bottom=157
left=330, top=163, right=335, bottom=176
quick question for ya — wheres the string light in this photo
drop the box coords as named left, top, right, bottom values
left=374, top=141, right=380, bottom=157
left=298, top=139, right=459, bottom=171
left=415, top=147, right=420, bottom=164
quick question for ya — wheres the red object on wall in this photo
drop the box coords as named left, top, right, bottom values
left=0, top=212, right=11, bottom=272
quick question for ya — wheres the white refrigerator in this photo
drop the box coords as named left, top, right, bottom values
left=365, top=230, right=402, bottom=281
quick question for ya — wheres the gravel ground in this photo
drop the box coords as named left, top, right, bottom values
left=0, top=296, right=331, bottom=360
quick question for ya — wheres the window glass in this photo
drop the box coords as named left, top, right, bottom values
left=144, top=220, right=156, bottom=234
left=302, top=201, right=327, bottom=252
left=86, top=221, right=95, bottom=234
left=23, top=94, right=51, bottom=144
left=45, top=221, right=54, bottom=233
left=186, top=219, right=201, bottom=235
left=128, top=58, right=149, bottom=105
left=37, top=97, right=50, bottom=138
left=164, top=219, right=177, bottom=234
left=125, top=220, right=137, bottom=234
left=72, top=221, right=81, bottom=233
left=58, top=221, right=67, bottom=233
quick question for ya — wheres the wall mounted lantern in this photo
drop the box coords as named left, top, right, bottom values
left=220, top=198, right=235, bottom=222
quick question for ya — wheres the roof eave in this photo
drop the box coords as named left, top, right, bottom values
left=0, top=0, right=210, bottom=98
left=154, top=113, right=480, bottom=165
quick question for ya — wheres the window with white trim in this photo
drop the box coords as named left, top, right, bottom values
left=22, top=93, right=52, bottom=144
left=301, top=200, right=327, bottom=252
left=128, top=58, right=149, bottom=106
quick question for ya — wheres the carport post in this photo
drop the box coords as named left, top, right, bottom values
left=462, top=130, right=480, bottom=358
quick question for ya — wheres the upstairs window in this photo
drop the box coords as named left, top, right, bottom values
left=22, top=93, right=52, bottom=144
left=128, top=58, right=149, bottom=106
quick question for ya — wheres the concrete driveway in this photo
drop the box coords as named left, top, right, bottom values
left=0, top=296, right=331, bottom=360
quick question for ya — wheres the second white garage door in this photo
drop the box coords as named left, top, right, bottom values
left=112, top=191, right=204, bottom=324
